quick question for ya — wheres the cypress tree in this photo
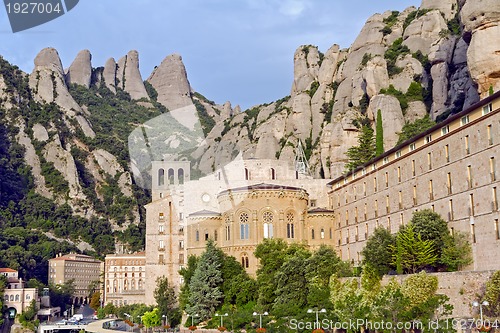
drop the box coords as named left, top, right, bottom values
left=188, top=239, right=224, bottom=320
left=345, top=125, right=376, bottom=172
left=376, top=109, right=384, bottom=155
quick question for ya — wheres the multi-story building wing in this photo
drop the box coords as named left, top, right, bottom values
left=48, top=253, right=103, bottom=304
left=104, top=252, right=146, bottom=306
left=327, top=91, right=500, bottom=270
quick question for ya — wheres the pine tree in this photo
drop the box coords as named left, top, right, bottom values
left=154, top=277, right=178, bottom=325
left=345, top=125, right=376, bottom=172
left=187, top=239, right=224, bottom=320
left=376, top=109, right=384, bottom=155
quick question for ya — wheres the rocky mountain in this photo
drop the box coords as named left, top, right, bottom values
left=0, top=0, right=498, bottom=268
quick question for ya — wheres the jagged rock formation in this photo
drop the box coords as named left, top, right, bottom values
left=0, top=0, right=498, bottom=255
left=65, top=49, right=92, bottom=88
left=147, top=54, right=193, bottom=111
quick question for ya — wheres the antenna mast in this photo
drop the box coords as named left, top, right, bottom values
left=295, top=140, right=310, bottom=176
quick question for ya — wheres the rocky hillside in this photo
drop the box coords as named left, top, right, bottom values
left=196, top=0, right=500, bottom=178
left=0, top=0, right=498, bottom=271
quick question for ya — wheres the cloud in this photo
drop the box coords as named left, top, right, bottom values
left=278, top=0, right=308, bottom=18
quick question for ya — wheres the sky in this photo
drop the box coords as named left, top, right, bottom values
left=0, top=0, right=419, bottom=110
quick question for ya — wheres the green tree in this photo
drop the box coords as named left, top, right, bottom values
left=440, top=231, right=473, bottom=271
left=273, top=247, right=311, bottom=316
left=154, top=276, right=179, bottom=326
left=410, top=209, right=451, bottom=258
left=179, top=255, right=198, bottom=311
left=371, top=279, right=411, bottom=329
left=142, top=308, right=161, bottom=332
left=345, top=125, right=376, bottom=172
left=254, top=238, right=289, bottom=309
left=330, top=277, right=371, bottom=333
left=188, top=239, right=223, bottom=320
left=376, top=109, right=384, bottom=155
left=221, top=254, right=257, bottom=307
left=483, top=270, right=500, bottom=317
left=19, top=299, right=38, bottom=329
left=89, top=291, right=101, bottom=311
left=391, top=225, right=438, bottom=274
left=397, top=115, right=435, bottom=145
left=362, top=227, right=395, bottom=276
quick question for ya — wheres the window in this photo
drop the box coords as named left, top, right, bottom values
left=386, top=195, right=390, bottom=214
left=488, top=125, right=493, bottom=145
left=159, top=212, right=164, bottom=220
left=387, top=217, right=391, bottom=231
left=205, top=231, right=209, bottom=241
left=400, top=213, right=404, bottom=225
left=495, top=219, right=500, bottom=240
left=239, top=212, right=250, bottom=240
left=445, top=145, right=450, bottom=163
left=320, top=228, right=325, bottom=239
left=465, top=135, right=470, bottom=154
left=286, top=212, right=295, bottom=239
left=461, top=115, right=470, bottom=125
left=413, top=186, right=417, bottom=206
left=493, top=187, right=498, bottom=212
left=397, top=166, right=401, bottom=182
left=158, top=224, right=164, bottom=234
left=270, top=168, right=276, bottom=180
left=363, top=182, right=366, bottom=196
left=355, top=226, right=359, bottom=241
left=412, top=159, right=416, bottom=177
left=449, top=199, right=454, bottom=221
left=483, top=103, right=493, bottom=115
left=447, top=173, right=452, bottom=195
left=15, top=294, right=19, bottom=301
left=158, top=168, right=165, bottom=187
left=491, top=157, right=496, bottom=181
left=355, top=207, right=358, bottom=223
left=373, top=177, right=377, bottom=192
left=383, top=157, right=389, bottom=165
left=159, top=254, right=164, bottom=264
left=441, top=125, right=449, bottom=135
left=365, top=223, right=368, bottom=239
left=310, top=199, right=317, bottom=207
left=398, top=191, right=403, bottom=209
left=244, top=168, right=250, bottom=180
left=159, top=240, right=164, bottom=249
left=471, top=222, right=476, bottom=244
left=429, top=180, right=434, bottom=200
left=263, top=211, right=274, bottom=239
left=374, top=200, right=378, bottom=218
left=425, top=134, right=432, bottom=143
left=195, top=230, right=199, bottom=242
left=168, top=168, right=174, bottom=184
left=241, top=254, right=249, bottom=268
left=214, top=230, right=218, bottom=241
left=385, top=172, right=389, bottom=188
left=427, top=152, right=432, bottom=170
left=364, top=203, right=367, bottom=220
left=311, top=229, right=315, bottom=240
left=395, top=150, right=402, bottom=158
left=409, top=143, right=416, bottom=152
left=329, top=228, right=333, bottom=239
left=470, top=193, right=475, bottom=216
left=225, top=215, right=231, bottom=241
left=467, top=165, right=473, bottom=188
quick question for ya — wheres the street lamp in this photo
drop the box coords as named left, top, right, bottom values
left=162, top=314, right=168, bottom=327
left=187, top=313, right=199, bottom=326
left=307, top=308, right=326, bottom=329
left=215, top=313, right=228, bottom=328
left=472, top=301, right=490, bottom=324
left=252, top=312, right=268, bottom=329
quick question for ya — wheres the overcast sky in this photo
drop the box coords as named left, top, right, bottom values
left=0, top=0, right=419, bottom=110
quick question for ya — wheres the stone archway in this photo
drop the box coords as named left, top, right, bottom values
left=7, top=307, right=16, bottom=319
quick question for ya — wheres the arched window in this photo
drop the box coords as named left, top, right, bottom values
left=158, top=169, right=165, bottom=186
left=4, top=295, right=8, bottom=301
left=195, top=230, right=200, bottom=242
left=178, top=168, right=184, bottom=185
left=286, top=212, right=294, bottom=239
left=10, top=295, right=13, bottom=301
left=321, top=228, right=325, bottom=239
left=225, top=215, right=231, bottom=241
left=311, top=229, right=315, bottom=240
left=239, top=212, right=250, bottom=240
left=245, top=168, right=250, bottom=180
left=241, top=253, right=249, bottom=268
left=131, top=279, right=135, bottom=290
left=168, top=168, right=174, bottom=184
left=214, top=230, right=218, bottom=241
left=138, top=279, right=143, bottom=290
left=15, top=294, right=19, bottom=301
left=263, top=211, right=274, bottom=239
left=270, top=168, right=276, bottom=180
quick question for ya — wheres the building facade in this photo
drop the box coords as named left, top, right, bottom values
left=104, top=252, right=146, bottom=306
left=327, top=91, right=500, bottom=270
left=48, top=253, right=103, bottom=304
left=1, top=268, right=39, bottom=318
left=144, top=157, right=333, bottom=292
